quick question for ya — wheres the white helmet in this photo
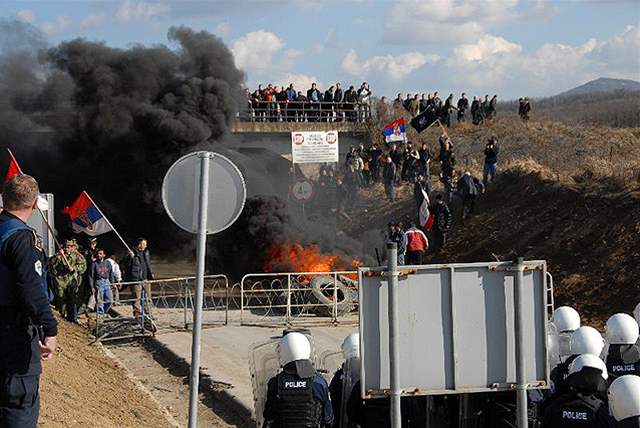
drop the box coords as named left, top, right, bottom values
left=568, top=354, right=608, bottom=380
left=278, top=332, right=311, bottom=366
left=606, top=313, right=640, bottom=345
left=553, top=306, right=581, bottom=332
left=634, top=302, right=640, bottom=326
left=570, top=326, right=605, bottom=357
left=341, top=333, right=360, bottom=361
left=608, top=375, right=640, bottom=421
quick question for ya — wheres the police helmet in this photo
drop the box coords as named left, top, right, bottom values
left=570, top=326, right=605, bottom=357
left=608, top=375, right=640, bottom=421
left=605, top=313, right=640, bottom=345
left=278, top=332, right=311, bottom=366
left=634, top=302, right=640, bottom=326
left=568, top=354, right=608, bottom=380
left=341, top=333, right=360, bottom=361
left=553, top=306, right=581, bottom=332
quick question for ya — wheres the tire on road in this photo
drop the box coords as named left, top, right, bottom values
left=308, top=275, right=356, bottom=317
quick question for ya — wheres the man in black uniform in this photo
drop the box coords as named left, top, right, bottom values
left=263, top=332, right=333, bottom=428
left=541, top=354, right=615, bottom=428
left=0, top=174, right=57, bottom=428
left=431, top=194, right=452, bottom=252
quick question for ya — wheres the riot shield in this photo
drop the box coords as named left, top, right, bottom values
left=249, top=332, right=318, bottom=428
left=547, top=321, right=561, bottom=370
left=340, top=357, right=361, bottom=428
left=558, top=331, right=572, bottom=362
left=319, top=350, right=343, bottom=383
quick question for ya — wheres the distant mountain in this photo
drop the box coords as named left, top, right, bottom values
left=556, top=77, right=640, bottom=97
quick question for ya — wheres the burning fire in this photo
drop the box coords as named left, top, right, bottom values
left=264, top=241, right=361, bottom=277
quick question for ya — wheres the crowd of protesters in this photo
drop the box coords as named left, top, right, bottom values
left=301, top=128, right=500, bottom=265
left=244, top=81, right=372, bottom=123
left=378, top=91, right=499, bottom=128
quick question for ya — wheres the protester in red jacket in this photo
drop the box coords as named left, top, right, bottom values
left=405, top=222, right=428, bottom=265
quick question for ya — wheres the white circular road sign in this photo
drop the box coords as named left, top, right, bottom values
left=162, top=151, right=246, bottom=235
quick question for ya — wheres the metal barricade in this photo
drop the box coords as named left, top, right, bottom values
left=240, top=271, right=358, bottom=327
left=92, top=274, right=229, bottom=341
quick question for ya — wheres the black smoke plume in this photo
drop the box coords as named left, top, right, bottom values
left=1, top=21, right=245, bottom=253
left=0, top=20, right=374, bottom=278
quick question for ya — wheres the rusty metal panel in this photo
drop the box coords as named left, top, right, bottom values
left=358, top=261, right=549, bottom=397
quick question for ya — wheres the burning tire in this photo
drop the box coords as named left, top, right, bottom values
left=308, top=275, right=357, bottom=317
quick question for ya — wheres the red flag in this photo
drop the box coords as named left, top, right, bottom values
left=5, top=149, right=23, bottom=182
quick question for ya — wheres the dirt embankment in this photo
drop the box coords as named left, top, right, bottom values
left=40, top=316, right=176, bottom=428
left=348, top=117, right=640, bottom=328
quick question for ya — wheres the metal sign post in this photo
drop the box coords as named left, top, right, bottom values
left=187, top=152, right=211, bottom=428
left=514, top=257, right=528, bottom=427
left=386, top=243, right=402, bottom=428
left=162, top=151, right=246, bottom=428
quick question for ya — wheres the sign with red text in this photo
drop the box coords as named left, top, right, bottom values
left=291, top=131, right=339, bottom=164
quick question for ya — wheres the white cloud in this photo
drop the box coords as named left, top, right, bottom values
left=16, top=10, right=36, bottom=24
left=273, top=73, right=322, bottom=92
left=384, top=0, right=519, bottom=44
left=454, top=34, right=521, bottom=62
left=213, top=22, right=230, bottom=36
left=116, top=0, right=170, bottom=22
left=42, top=16, right=72, bottom=35
left=80, top=14, right=105, bottom=30
left=446, top=25, right=640, bottom=96
left=341, top=49, right=439, bottom=81
left=231, top=30, right=285, bottom=73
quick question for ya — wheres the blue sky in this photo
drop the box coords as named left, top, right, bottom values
left=2, top=0, right=639, bottom=99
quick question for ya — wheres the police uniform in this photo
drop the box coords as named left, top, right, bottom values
left=0, top=211, right=58, bottom=427
left=605, top=344, right=640, bottom=382
left=541, top=392, right=615, bottom=428
left=263, top=361, right=333, bottom=428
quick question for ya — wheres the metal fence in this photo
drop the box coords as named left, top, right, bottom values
left=91, top=274, right=229, bottom=341
left=240, top=272, right=359, bottom=326
left=239, top=101, right=372, bottom=123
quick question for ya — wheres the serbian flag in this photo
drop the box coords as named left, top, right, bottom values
left=62, top=191, right=113, bottom=236
left=383, top=117, right=406, bottom=143
left=419, top=187, right=435, bottom=230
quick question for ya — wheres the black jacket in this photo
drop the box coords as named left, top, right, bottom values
left=484, top=144, right=499, bottom=164
left=124, top=249, right=153, bottom=282
left=333, top=89, right=343, bottom=103
left=431, top=202, right=452, bottom=231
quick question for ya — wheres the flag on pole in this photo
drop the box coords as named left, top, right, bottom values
left=2, top=149, right=49, bottom=210
left=419, top=187, right=435, bottom=230
left=5, top=149, right=23, bottom=182
left=62, top=191, right=113, bottom=236
left=410, top=109, right=439, bottom=133
left=382, top=118, right=407, bottom=143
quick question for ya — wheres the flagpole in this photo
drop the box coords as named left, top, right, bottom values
left=83, top=191, right=134, bottom=255
left=36, top=206, right=73, bottom=270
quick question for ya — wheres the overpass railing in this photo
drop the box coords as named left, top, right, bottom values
left=239, top=101, right=372, bottom=123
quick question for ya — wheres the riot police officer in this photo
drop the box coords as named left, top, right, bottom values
left=329, top=333, right=359, bottom=428
left=607, top=375, right=640, bottom=427
left=541, top=354, right=615, bottom=427
left=603, top=313, right=640, bottom=382
left=551, top=326, right=605, bottom=396
left=263, top=332, right=333, bottom=428
left=0, top=175, right=57, bottom=427
left=553, top=306, right=581, bottom=334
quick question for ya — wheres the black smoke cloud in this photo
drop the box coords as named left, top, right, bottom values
left=0, top=20, right=374, bottom=278
left=0, top=21, right=245, bottom=252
